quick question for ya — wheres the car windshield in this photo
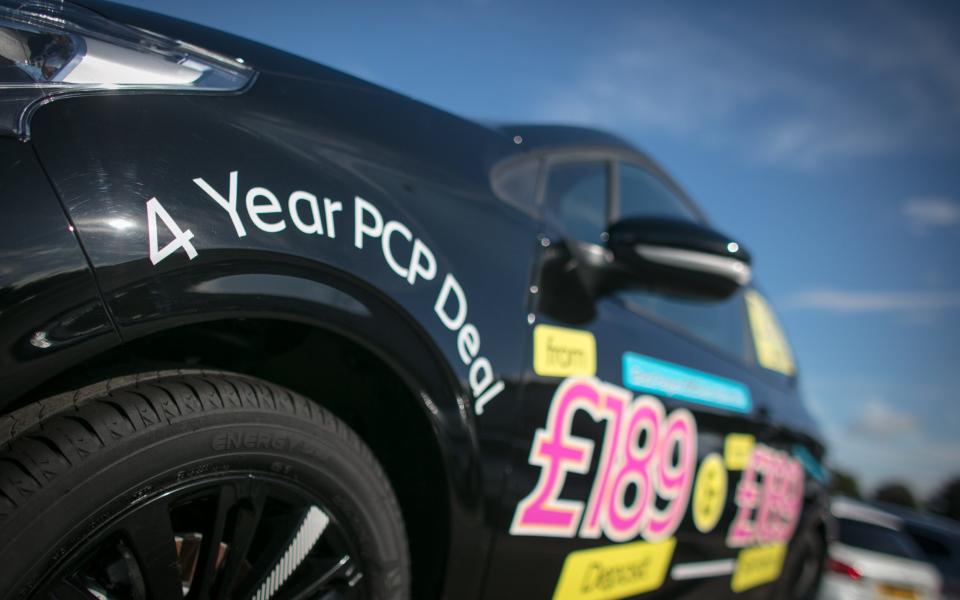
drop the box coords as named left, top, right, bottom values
left=837, top=518, right=923, bottom=559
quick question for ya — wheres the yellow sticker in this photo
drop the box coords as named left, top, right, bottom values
left=731, top=543, right=787, bottom=592
left=724, top=433, right=756, bottom=471
left=552, top=538, right=676, bottom=600
left=693, top=453, right=728, bottom=533
left=533, top=324, right=596, bottom=377
left=744, top=290, right=795, bottom=376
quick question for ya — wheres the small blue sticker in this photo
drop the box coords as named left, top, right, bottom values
left=621, top=352, right=752, bottom=414
left=792, top=444, right=828, bottom=483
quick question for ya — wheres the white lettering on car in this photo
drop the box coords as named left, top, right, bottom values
left=146, top=197, right=197, bottom=265
left=382, top=220, right=413, bottom=279
left=245, top=186, right=286, bottom=233
left=354, top=195, right=382, bottom=249
left=323, top=198, right=342, bottom=238
left=288, top=191, right=325, bottom=235
left=434, top=274, right=467, bottom=330
left=193, top=170, right=246, bottom=237
left=144, top=171, right=505, bottom=415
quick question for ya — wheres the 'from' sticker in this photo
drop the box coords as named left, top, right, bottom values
left=552, top=538, right=676, bottom=600
left=533, top=324, right=596, bottom=377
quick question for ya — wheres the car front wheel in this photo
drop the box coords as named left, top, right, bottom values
left=0, top=370, right=410, bottom=599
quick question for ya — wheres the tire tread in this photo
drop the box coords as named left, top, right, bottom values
left=0, top=370, right=396, bottom=527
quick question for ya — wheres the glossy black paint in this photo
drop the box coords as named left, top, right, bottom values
left=0, top=2, right=829, bottom=599
left=0, top=138, right=119, bottom=401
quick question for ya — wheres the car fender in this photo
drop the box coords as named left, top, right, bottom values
left=27, top=70, right=538, bottom=599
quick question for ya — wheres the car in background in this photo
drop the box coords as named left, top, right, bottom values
left=874, top=503, right=960, bottom=600
left=821, top=497, right=941, bottom=600
left=904, top=517, right=960, bottom=600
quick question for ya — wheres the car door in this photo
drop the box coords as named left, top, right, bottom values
left=483, top=153, right=815, bottom=599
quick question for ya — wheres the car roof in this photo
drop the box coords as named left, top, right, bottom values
left=486, top=122, right=710, bottom=222
left=875, top=502, right=960, bottom=537
left=489, top=123, right=641, bottom=154
left=906, top=517, right=960, bottom=539
left=832, top=496, right=904, bottom=530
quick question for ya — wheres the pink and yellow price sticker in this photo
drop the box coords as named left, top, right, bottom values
left=511, top=378, right=697, bottom=543
left=727, top=444, right=805, bottom=548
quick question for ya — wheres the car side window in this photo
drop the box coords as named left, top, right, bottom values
left=617, top=162, right=751, bottom=361
left=491, top=158, right=541, bottom=216
left=620, top=290, right=754, bottom=362
left=908, top=528, right=952, bottom=559
left=837, top=519, right=924, bottom=560
left=544, top=161, right=608, bottom=245
left=542, top=157, right=752, bottom=363
left=618, top=162, right=698, bottom=222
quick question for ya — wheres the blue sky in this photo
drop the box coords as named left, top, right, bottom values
left=123, top=0, right=960, bottom=498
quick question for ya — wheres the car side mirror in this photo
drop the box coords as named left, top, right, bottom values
left=601, top=217, right=752, bottom=299
left=539, top=217, right=752, bottom=323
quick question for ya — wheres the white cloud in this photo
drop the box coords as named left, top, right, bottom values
left=850, top=401, right=919, bottom=437
left=805, top=375, right=960, bottom=497
left=827, top=438, right=960, bottom=498
left=537, top=5, right=960, bottom=168
left=903, top=196, right=960, bottom=228
left=785, top=288, right=960, bottom=312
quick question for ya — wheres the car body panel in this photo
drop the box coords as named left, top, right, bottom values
left=0, top=138, right=120, bottom=403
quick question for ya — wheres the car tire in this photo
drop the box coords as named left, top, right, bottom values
left=778, top=525, right=825, bottom=600
left=0, top=370, right=410, bottom=599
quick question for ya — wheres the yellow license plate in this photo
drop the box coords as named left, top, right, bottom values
left=877, top=584, right=918, bottom=600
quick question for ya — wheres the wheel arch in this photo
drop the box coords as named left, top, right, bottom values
left=9, top=259, right=489, bottom=599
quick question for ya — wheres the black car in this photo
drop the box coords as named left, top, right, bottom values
left=0, top=1, right=829, bottom=598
